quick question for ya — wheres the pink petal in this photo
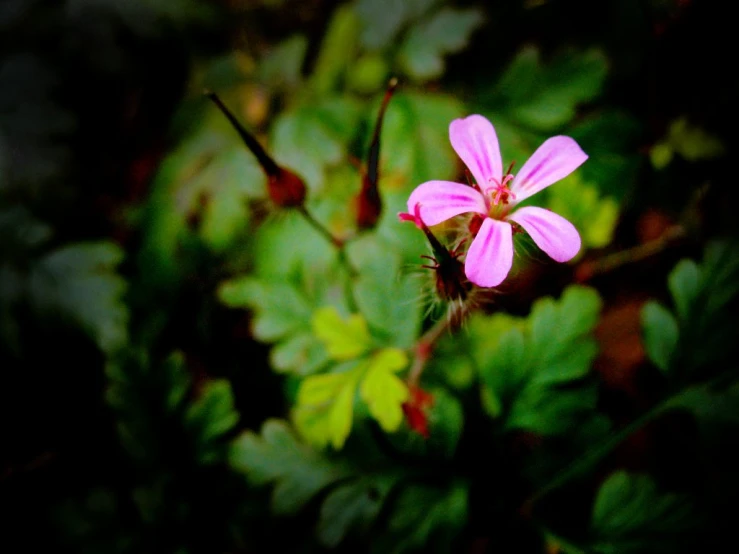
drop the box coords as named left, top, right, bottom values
left=464, top=218, right=513, bottom=287
left=509, top=136, right=588, bottom=202
left=449, top=115, right=503, bottom=189
left=407, top=180, right=486, bottom=227
left=508, top=206, right=581, bottom=262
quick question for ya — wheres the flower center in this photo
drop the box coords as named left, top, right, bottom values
left=485, top=174, right=515, bottom=207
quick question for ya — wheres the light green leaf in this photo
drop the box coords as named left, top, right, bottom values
left=359, top=348, right=410, bottom=432
left=398, top=8, right=484, bottom=81
left=545, top=173, right=619, bottom=250
left=230, top=419, right=350, bottom=514
left=294, top=366, right=363, bottom=449
left=312, top=306, right=371, bottom=360
left=641, top=301, right=678, bottom=373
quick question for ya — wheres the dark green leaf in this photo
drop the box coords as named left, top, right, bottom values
left=641, top=301, right=678, bottom=373
left=230, top=419, right=351, bottom=514
left=398, top=8, right=484, bottom=81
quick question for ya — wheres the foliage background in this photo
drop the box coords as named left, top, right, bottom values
left=1, top=0, right=738, bottom=552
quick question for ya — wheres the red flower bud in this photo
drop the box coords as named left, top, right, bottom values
left=206, top=90, right=306, bottom=208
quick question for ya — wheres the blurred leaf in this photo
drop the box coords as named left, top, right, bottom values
left=544, top=173, right=619, bottom=249
left=570, top=110, right=642, bottom=200
left=347, top=54, right=390, bottom=94
left=398, top=8, right=484, bottom=81
left=230, top=419, right=350, bottom=514
left=355, top=0, right=436, bottom=50
left=473, top=286, right=602, bottom=434
left=219, top=277, right=312, bottom=341
left=359, top=348, right=409, bottom=432
left=30, top=241, right=128, bottom=354
left=641, top=301, right=678, bottom=373
left=652, top=118, right=725, bottom=167
left=647, top=240, right=739, bottom=378
left=487, top=47, right=607, bottom=133
left=382, top=91, right=462, bottom=189
left=374, top=482, right=468, bottom=554
left=310, top=5, right=359, bottom=94
left=312, top=306, right=372, bottom=360
left=317, top=477, right=395, bottom=548
left=259, top=35, right=308, bottom=87
left=185, top=379, right=239, bottom=464
left=589, top=471, right=694, bottom=553
left=271, top=96, right=362, bottom=190
left=349, top=234, right=423, bottom=348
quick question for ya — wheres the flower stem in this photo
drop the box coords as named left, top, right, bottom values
left=523, top=373, right=730, bottom=512
left=575, top=225, right=685, bottom=282
left=407, top=304, right=470, bottom=386
left=296, top=206, right=345, bottom=249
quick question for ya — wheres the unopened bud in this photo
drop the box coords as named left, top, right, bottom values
left=356, top=78, right=398, bottom=230
left=206, top=90, right=306, bottom=208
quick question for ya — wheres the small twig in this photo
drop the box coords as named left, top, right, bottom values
left=576, top=225, right=686, bottom=282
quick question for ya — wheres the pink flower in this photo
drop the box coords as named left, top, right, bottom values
left=404, top=114, right=587, bottom=287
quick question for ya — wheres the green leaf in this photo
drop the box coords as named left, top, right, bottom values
left=218, top=277, right=312, bottom=341
left=660, top=117, right=725, bottom=163
left=545, top=173, right=619, bottom=250
left=381, top=91, right=463, bottom=190
left=271, top=96, right=363, bottom=190
left=590, top=471, right=694, bottom=553
left=29, top=241, right=128, bottom=354
left=230, top=419, right=350, bottom=514
left=667, top=259, right=701, bottom=322
left=310, top=5, right=359, bottom=94
left=348, top=234, right=423, bottom=348
left=185, top=379, right=239, bottom=463
left=259, top=34, right=308, bottom=87
left=376, top=482, right=468, bottom=554
left=359, top=348, right=409, bottom=432
left=473, top=286, right=602, bottom=435
left=317, top=477, right=395, bottom=548
left=641, top=301, right=678, bottom=373
left=487, top=47, right=608, bottom=133
left=312, top=306, right=372, bottom=360
left=294, top=366, right=363, bottom=449
left=355, top=0, right=436, bottom=50
left=398, top=8, right=484, bottom=81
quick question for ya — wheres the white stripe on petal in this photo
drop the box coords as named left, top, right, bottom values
left=508, top=206, right=581, bottom=262
left=464, top=218, right=513, bottom=287
left=407, top=180, right=486, bottom=226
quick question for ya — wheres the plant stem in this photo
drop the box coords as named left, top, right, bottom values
left=524, top=375, right=727, bottom=511
left=407, top=304, right=470, bottom=386
left=576, top=225, right=685, bottom=282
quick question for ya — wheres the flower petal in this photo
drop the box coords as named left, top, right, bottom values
left=449, top=115, right=503, bottom=188
left=508, top=206, right=581, bottom=262
left=509, top=136, right=588, bottom=202
left=407, top=180, right=486, bottom=226
left=464, top=218, right=513, bottom=287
